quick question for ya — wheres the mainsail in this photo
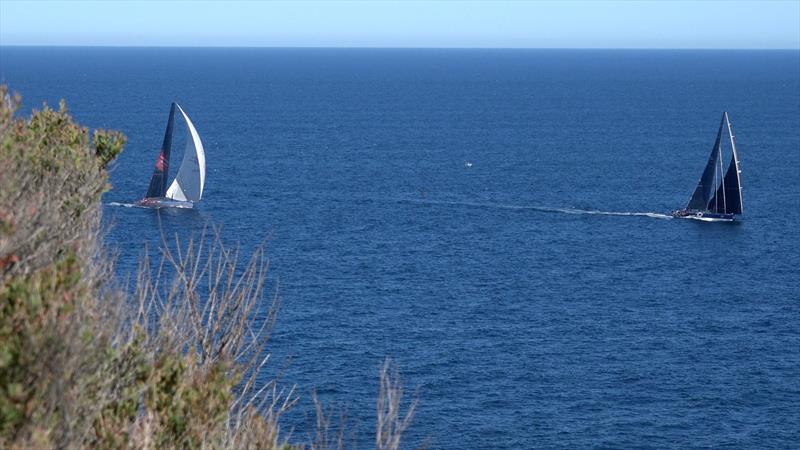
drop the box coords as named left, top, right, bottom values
left=684, top=112, right=742, bottom=215
left=686, top=115, right=724, bottom=211
left=143, top=102, right=206, bottom=203
left=144, top=103, right=176, bottom=198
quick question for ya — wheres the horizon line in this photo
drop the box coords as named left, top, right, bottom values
left=2, top=44, right=798, bottom=51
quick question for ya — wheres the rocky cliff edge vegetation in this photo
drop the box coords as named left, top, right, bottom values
left=0, top=86, right=415, bottom=450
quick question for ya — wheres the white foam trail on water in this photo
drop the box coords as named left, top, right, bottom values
left=547, top=208, right=673, bottom=219
left=112, top=196, right=671, bottom=219
left=107, top=201, right=137, bottom=208
left=104, top=202, right=154, bottom=209
left=395, top=198, right=673, bottom=220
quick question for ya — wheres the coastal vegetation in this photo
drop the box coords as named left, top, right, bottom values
left=0, top=86, right=415, bottom=449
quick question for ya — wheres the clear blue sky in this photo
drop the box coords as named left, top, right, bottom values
left=1, top=0, right=798, bottom=49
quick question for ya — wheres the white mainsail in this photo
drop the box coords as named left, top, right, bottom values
left=165, top=104, right=206, bottom=203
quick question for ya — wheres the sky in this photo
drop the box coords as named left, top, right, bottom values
left=1, top=0, right=798, bottom=49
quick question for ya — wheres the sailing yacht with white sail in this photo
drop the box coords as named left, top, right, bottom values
left=136, top=103, right=206, bottom=209
left=673, top=112, right=743, bottom=222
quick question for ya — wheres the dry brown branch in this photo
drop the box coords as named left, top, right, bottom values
left=376, top=359, right=418, bottom=450
left=130, top=226, right=296, bottom=448
left=310, top=389, right=348, bottom=450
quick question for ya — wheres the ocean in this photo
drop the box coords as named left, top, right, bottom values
left=1, top=47, right=798, bottom=448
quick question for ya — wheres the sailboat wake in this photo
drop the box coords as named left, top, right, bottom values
left=106, top=201, right=195, bottom=210
left=396, top=198, right=673, bottom=220
left=544, top=208, right=673, bottom=219
left=106, top=201, right=138, bottom=208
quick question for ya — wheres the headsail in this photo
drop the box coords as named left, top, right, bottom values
left=165, top=104, right=206, bottom=203
left=686, top=114, right=724, bottom=211
left=144, top=103, right=176, bottom=198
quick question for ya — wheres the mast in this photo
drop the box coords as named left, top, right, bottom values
left=724, top=112, right=743, bottom=214
left=718, top=134, right=727, bottom=213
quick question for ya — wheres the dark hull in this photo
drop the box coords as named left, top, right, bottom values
left=135, top=197, right=194, bottom=209
left=671, top=209, right=736, bottom=222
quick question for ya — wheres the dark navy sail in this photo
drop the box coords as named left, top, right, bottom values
left=144, top=103, right=176, bottom=198
left=686, top=114, right=725, bottom=211
left=707, top=154, right=743, bottom=214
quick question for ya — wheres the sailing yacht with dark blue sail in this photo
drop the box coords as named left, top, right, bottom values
left=673, top=112, right=743, bottom=222
left=136, top=103, right=206, bottom=209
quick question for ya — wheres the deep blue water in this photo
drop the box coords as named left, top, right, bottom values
left=2, top=47, right=799, bottom=448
